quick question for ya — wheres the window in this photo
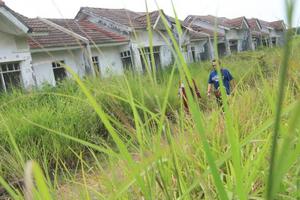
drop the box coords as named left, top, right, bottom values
left=120, top=50, right=133, bottom=71
left=271, top=37, right=277, bottom=46
left=92, top=56, right=100, bottom=75
left=52, top=61, right=67, bottom=82
left=181, top=45, right=188, bottom=53
left=0, top=62, right=22, bottom=92
left=139, top=46, right=161, bottom=72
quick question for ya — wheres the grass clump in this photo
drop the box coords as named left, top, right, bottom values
left=0, top=9, right=299, bottom=200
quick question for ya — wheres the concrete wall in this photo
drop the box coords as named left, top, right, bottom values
left=32, top=45, right=128, bottom=86
left=130, top=30, right=173, bottom=69
left=91, top=45, right=128, bottom=76
left=0, top=30, right=34, bottom=89
left=190, top=40, right=208, bottom=61
left=31, top=49, right=85, bottom=86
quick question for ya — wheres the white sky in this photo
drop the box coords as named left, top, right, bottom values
left=5, top=0, right=300, bottom=26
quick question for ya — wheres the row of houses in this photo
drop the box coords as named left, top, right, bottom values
left=0, top=1, right=286, bottom=91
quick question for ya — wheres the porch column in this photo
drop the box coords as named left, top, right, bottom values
left=131, top=43, right=143, bottom=73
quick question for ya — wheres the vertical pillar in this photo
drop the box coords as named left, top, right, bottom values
left=208, top=37, right=214, bottom=60
left=224, top=36, right=231, bottom=56
left=131, top=43, right=143, bottom=73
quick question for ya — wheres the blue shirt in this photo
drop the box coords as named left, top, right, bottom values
left=208, top=68, right=233, bottom=95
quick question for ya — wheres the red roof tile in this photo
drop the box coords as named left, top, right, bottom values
left=134, top=10, right=161, bottom=28
left=190, top=25, right=225, bottom=37
left=50, top=19, right=129, bottom=44
left=78, top=7, right=144, bottom=29
left=189, top=29, right=209, bottom=41
left=25, top=18, right=128, bottom=49
left=224, top=17, right=248, bottom=29
left=269, top=20, right=285, bottom=30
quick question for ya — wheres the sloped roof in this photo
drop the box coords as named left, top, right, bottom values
left=269, top=20, right=285, bottom=30
left=134, top=10, right=163, bottom=28
left=50, top=19, right=129, bottom=44
left=189, top=25, right=225, bottom=37
left=0, top=2, right=31, bottom=32
left=248, top=18, right=261, bottom=31
left=224, top=17, right=249, bottom=29
left=184, top=15, right=230, bottom=28
left=77, top=7, right=144, bottom=29
left=258, top=19, right=274, bottom=30
left=25, top=18, right=128, bottom=49
left=76, top=7, right=173, bottom=30
left=189, top=29, right=209, bottom=41
left=25, top=18, right=85, bottom=49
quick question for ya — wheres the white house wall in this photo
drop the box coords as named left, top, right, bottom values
left=191, top=40, right=208, bottom=61
left=0, top=30, right=34, bottom=89
left=31, top=49, right=85, bottom=87
left=91, top=45, right=126, bottom=77
left=131, top=30, right=173, bottom=69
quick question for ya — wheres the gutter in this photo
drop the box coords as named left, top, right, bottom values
left=30, top=41, right=130, bottom=53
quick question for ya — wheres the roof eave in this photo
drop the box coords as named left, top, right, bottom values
left=0, top=6, right=31, bottom=33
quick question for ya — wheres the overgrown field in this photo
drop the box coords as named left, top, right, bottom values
left=0, top=36, right=299, bottom=199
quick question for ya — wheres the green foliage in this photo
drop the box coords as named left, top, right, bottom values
left=0, top=11, right=299, bottom=200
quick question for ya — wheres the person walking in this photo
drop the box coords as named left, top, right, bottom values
left=207, top=59, right=235, bottom=107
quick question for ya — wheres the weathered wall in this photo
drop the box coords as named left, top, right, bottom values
left=191, top=40, right=209, bottom=61
left=0, top=30, right=34, bottom=89
left=32, top=45, right=128, bottom=86
left=31, top=49, right=85, bottom=86
left=91, top=45, right=127, bottom=76
left=130, top=30, right=173, bottom=69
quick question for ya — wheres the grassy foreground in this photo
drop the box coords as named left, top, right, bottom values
left=0, top=0, right=300, bottom=195
left=0, top=36, right=299, bottom=199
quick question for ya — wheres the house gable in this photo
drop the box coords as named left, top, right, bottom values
left=76, top=8, right=133, bottom=35
left=0, top=4, right=30, bottom=35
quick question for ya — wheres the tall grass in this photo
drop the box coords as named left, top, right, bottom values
left=0, top=1, right=299, bottom=199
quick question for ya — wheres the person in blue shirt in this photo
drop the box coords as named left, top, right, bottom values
left=207, top=59, right=235, bottom=107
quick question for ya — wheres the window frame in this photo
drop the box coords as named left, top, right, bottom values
left=139, top=46, right=161, bottom=72
left=120, top=50, right=133, bottom=71
left=92, top=56, right=100, bottom=75
left=0, top=62, right=22, bottom=92
left=52, top=60, right=67, bottom=83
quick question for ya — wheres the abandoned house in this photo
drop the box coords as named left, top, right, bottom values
left=0, top=1, right=287, bottom=91
left=220, top=17, right=254, bottom=53
left=247, top=18, right=286, bottom=49
left=184, top=15, right=230, bottom=57
left=188, top=29, right=211, bottom=62
left=184, top=15, right=254, bottom=57
left=268, top=20, right=286, bottom=46
left=75, top=8, right=179, bottom=72
left=248, top=18, right=266, bottom=49
left=24, top=17, right=130, bottom=86
left=0, top=1, right=35, bottom=91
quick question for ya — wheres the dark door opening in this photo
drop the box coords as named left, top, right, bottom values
left=52, top=61, right=67, bottom=83
left=218, top=43, right=226, bottom=57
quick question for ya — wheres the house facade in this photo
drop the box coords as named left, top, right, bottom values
left=25, top=17, right=130, bottom=86
left=75, top=8, right=177, bottom=72
left=0, top=2, right=287, bottom=91
left=248, top=18, right=286, bottom=49
left=222, top=17, right=253, bottom=53
left=269, top=20, right=286, bottom=46
left=184, top=15, right=230, bottom=58
left=185, top=15, right=254, bottom=57
left=0, top=2, right=35, bottom=91
left=188, top=29, right=212, bottom=62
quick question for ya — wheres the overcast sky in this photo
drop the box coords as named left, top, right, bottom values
left=5, top=0, right=300, bottom=26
